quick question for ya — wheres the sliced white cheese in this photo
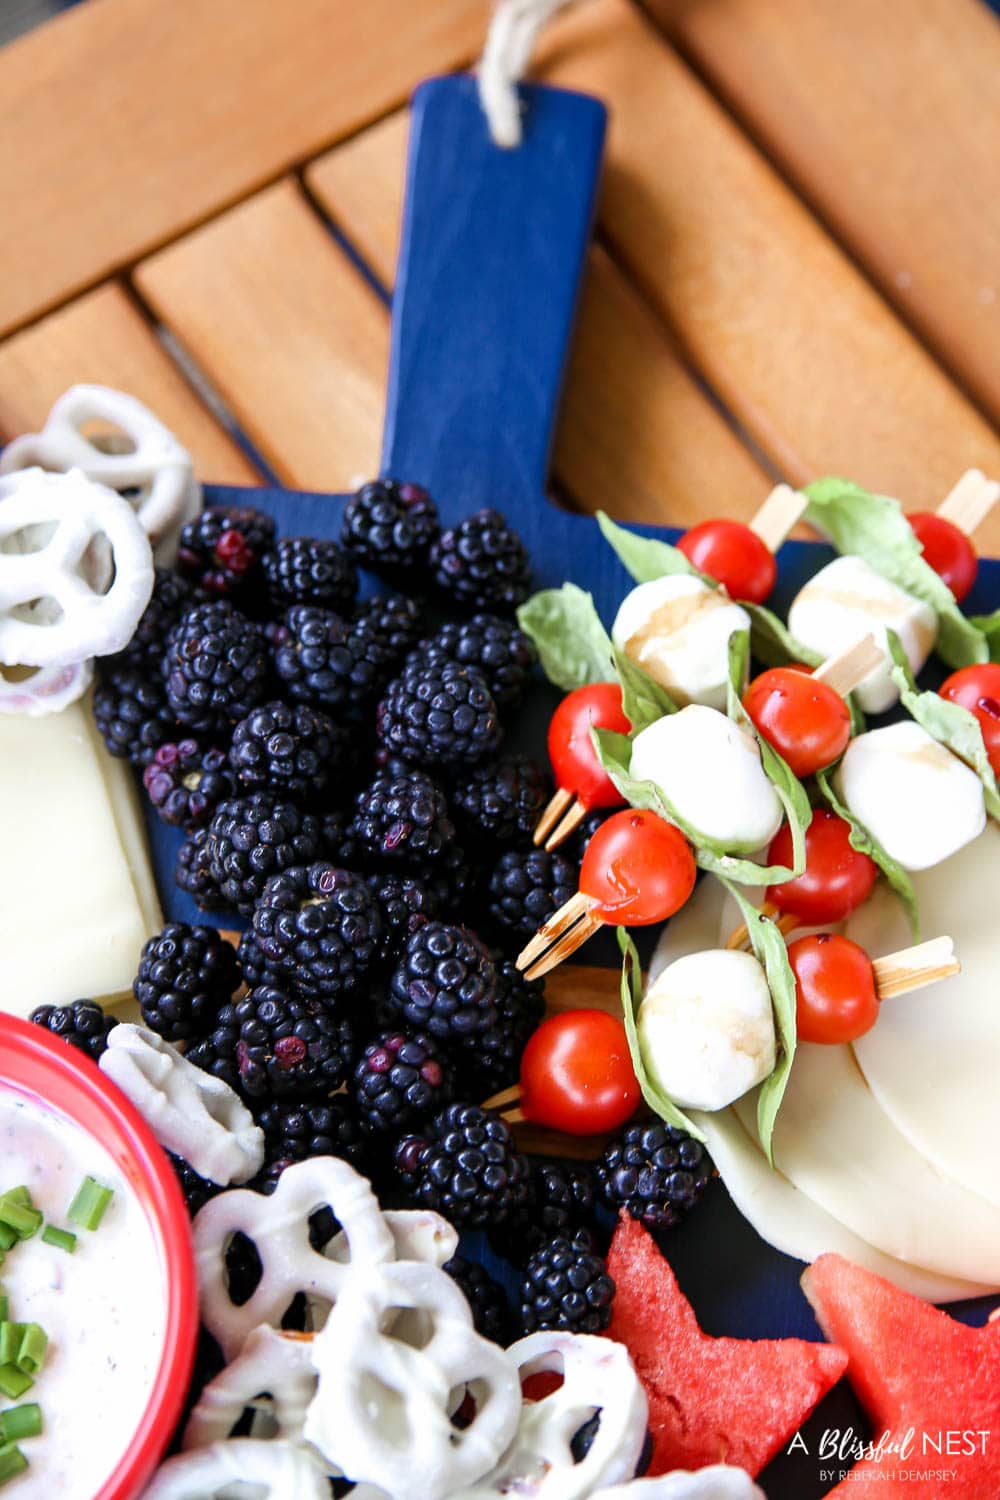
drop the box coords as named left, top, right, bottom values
left=0, top=699, right=161, bottom=1014
left=611, top=575, right=750, bottom=712
left=787, top=554, right=936, bottom=714
left=836, top=720, right=985, bottom=871
left=629, top=706, right=783, bottom=853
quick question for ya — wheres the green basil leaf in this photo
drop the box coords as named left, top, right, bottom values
left=590, top=726, right=796, bottom=886
left=803, top=476, right=988, bottom=670
left=597, top=511, right=709, bottom=585
left=612, top=645, right=677, bottom=732
left=741, top=600, right=822, bottom=670
left=517, top=584, right=615, bottom=692
left=814, top=765, right=920, bottom=939
left=617, top=928, right=705, bottom=1141
left=970, top=610, right=1000, bottom=663
left=715, top=876, right=796, bottom=1165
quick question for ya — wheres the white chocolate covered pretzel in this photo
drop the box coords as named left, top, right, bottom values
left=183, top=1325, right=318, bottom=1451
left=0, top=468, right=153, bottom=666
left=598, top=1471, right=766, bottom=1499
left=325, top=1206, right=458, bottom=1269
left=143, top=1438, right=331, bottom=1500
left=100, top=1024, right=263, bottom=1188
left=0, top=384, right=201, bottom=561
left=193, top=1157, right=395, bottom=1360
left=0, top=657, right=93, bottom=716
left=305, top=1259, right=521, bottom=1500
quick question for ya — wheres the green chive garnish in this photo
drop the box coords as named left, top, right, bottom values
left=0, top=1229, right=15, bottom=1256
left=0, top=1192, right=30, bottom=1211
left=0, top=1443, right=28, bottom=1486
left=0, top=1369, right=32, bottom=1402
left=0, top=1406, right=41, bottom=1444
left=0, top=1331, right=21, bottom=1370
left=0, top=1297, right=6, bottom=1326
left=41, top=1225, right=76, bottom=1255
left=0, top=1203, right=40, bottom=1242
left=15, top=1328, right=45, bottom=1378
left=67, top=1177, right=113, bottom=1232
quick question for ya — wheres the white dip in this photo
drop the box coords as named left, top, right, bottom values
left=0, top=1092, right=166, bottom=1497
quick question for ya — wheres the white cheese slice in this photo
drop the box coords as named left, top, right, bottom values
left=0, top=699, right=161, bottom=1014
left=612, top=575, right=750, bottom=711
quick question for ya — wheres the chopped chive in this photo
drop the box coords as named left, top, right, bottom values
left=0, top=1407, right=40, bottom=1444
left=0, top=1298, right=6, bottom=1326
left=41, top=1225, right=76, bottom=1255
left=0, top=1443, right=27, bottom=1486
left=0, top=1192, right=30, bottom=1211
left=0, top=1369, right=32, bottom=1402
left=0, top=1203, right=40, bottom=1241
left=67, top=1177, right=113, bottom=1232
left=0, top=1229, right=15, bottom=1255
left=15, top=1328, right=45, bottom=1378
left=0, top=1331, right=21, bottom=1370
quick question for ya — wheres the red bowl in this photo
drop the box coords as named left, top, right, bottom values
left=0, top=1012, right=198, bottom=1499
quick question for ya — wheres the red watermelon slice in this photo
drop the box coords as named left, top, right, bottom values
left=607, top=1216, right=847, bottom=1477
left=802, top=1253, right=1000, bottom=1497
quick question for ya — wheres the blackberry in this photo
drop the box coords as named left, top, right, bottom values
left=387, top=923, right=497, bottom=1040
left=491, top=1161, right=596, bottom=1267
left=186, top=1001, right=242, bottom=1093
left=352, top=1031, right=453, bottom=1135
left=354, top=594, right=424, bottom=662
left=317, top=806, right=363, bottom=869
left=234, top=986, right=357, bottom=1100
left=133, top=923, right=241, bottom=1042
left=487, top=848, right=577, bottom=943
left=451, top=756, right=551, bottom=847
left=454, top=959, right=544, bottom=1098
left=116, top=566, right=193, bottom=672
left=255, top=1097, right=367, bottom=1180
left=164, top=601, right=269, bottom=732
left=365, top=873, right=438, bottom=959
left=352, top=771, right=454, bottom=867
left=177, top=505, right=276, bottom=600
left=444, top=1256, right=512, bottom=1344
left=341, top=479, right=439, bottom=576
left=253, top=864, right=383, bottom=1001
left=271, top=606, right=378, bottom=712
left=207, top=794, right=323, bottom=917
left=228, top=700, right=344, bottom=799
left=571, top=810, right=608, bottom=863
left=430, top=508, right=531, bottom=612
left=519, top=1231, right=615, bottom=1335
left=143, top=737, right=235, bottom=829
left=29, top=999, right=118, bottom=1062
left=169, top=1153, right=221, bottom=1217
left=596, top=1121, right=713, bottom=1232
left=175, top=828, right=226, bottom=909
left=394, top=1103, right=529, bottom=1229
left=236, top=929, right=287, bottom=993
left=424, top=615, right=536, bottom=708
left=416, top=843, right=474, bottom=914
left=262, top=537, right=357, bottom=614
left=92, top=664, right=177, bottom=766
left=377, top=658, right=501, bottom=769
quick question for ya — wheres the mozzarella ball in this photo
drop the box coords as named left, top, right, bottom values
left=836, top=721, right=985, bottom=871
left=612, top=575, right=751, bottom=712
left=787, top=554, right=937, bottom=714
left=629, top=704, right=783, bottom=853
left=638, top=949, right=777, bottom=1112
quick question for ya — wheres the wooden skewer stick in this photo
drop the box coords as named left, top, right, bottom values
left=812, top=632, right=885, bottom=697
left=725, top=903, right=799, bottom=952
left=872, top=936, right=960, bottom=1001
left=748, top=483, right=809, bottom=555
left=517, top=891, right=606, bottom=980
left=936, top=469, right=1000, bottom=538
left=543, top=799, right=588, bottom=851
left=534, top=786, right=574, bottom=846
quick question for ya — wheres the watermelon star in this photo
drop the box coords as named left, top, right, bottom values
left=606, top=1216, right=848, bottom=1476
left=802, top=1252, right=1000, bottom=1497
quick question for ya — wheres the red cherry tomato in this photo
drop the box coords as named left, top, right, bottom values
left=907, top=511, right=978, bottom=604
left=939, top=663, right=1000, bottom=778
left=766, top=809, right=878, bottom=925
left=547, top=683, right=631, bottom=810
left=742, top=667, right=851, bottom=778
left=579, top=809, right=696, bottom=926
left=677, top=519, right=777, bottom=604
left=519, top=1009, right=640, bottom=1135
left=788, top=932, right=879, bottom=1044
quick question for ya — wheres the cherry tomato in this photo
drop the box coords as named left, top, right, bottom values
left=579, top=809, right=696, bottom=925
left=519, top=1009, right=641, bottom=1135
left=907, top=511, right=978, bottom=603
left=788, top=932, right=879, bottom=1044
left=677, top=519, right=777, bottom=604
left=742, top=666, right=851, bottom=778
left=766, top=809, right=878, bottom=925
left=548, top=683, right=631, bottom=810
left=939, top=663, right=1000, bottom=778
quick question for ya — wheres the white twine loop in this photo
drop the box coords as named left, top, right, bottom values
left=478, top=0, right=578, bottom=147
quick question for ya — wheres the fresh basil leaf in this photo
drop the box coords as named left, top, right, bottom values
left=815, top=766, right=920, bottom=939
left=517, top=584, right=615, bottom=692
left=804, top=476, right=988, bottom=670
left=741, top=600, right=822, bottom=670
left=612, top=645, right=677, bottom=733
left=597, top=511, right=709, bottom=585
left=590, top=726, right=796, bottom=886
left=970, top=610, right=1000, bottom=663
left=885, top=631, right=1000, bottom=820
left=726, top=631, right=810, bottom=882
left=715, top=877, right=796, bottom=1165
left=617, top=928, right=705, bottom=1141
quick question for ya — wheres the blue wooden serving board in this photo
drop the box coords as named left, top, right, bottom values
left=142, top=77, right=998, bottom=1498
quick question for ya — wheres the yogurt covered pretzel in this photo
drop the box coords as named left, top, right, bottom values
left=194, top=1157, right=395, bottom=1360
left=0, top=657, right=93, bottom=716
left=305, top=1258, right=521, bottom=1500
left=143, top=1438, right=331, bottom=1500
left=326, top=1206, right=458, bottom=1269
left=183, top=1326, right=318, bottom=1451
left=0, top=384, right=201, bottom=562
left=100, top=1024, right=263, bottom=1189
left=598, top=1472, right=766, bottom=1499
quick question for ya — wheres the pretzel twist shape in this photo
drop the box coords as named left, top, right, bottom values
left=597, top=1471, right=766, bottom=1500
left=0, top=657, right=93, bottom=716
left=183, top=1325, right=318, bottom=1452
left=143, top=1438, right=331, bottom=1500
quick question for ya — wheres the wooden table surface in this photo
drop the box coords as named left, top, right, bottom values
left=1, top=0, right=998, bottom=548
